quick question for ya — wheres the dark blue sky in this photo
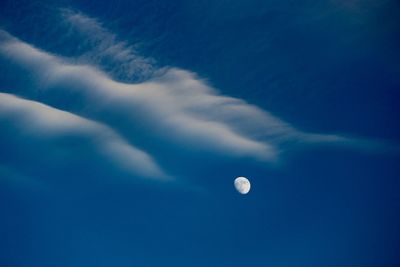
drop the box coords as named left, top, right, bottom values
left=1, top=1, right=400, bottom=266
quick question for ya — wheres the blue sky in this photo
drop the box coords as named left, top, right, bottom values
left=1, top=1, right=400, bottom=266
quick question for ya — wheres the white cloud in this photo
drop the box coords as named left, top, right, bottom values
left=0, top=92, right=167, bottom=180
left=0, top=33, right=277, bottom=161
left=60, top=9, right=157, bottom=83
left=0, top=25, right=377, bottom=184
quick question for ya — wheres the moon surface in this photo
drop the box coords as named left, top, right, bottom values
left=234, top=177, right=251, bottom=194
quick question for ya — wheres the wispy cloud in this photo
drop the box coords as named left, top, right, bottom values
left=0, top=10, right=381, bottom=186
left=60, top=9, right=157, bottom=83
left=0, top=92, right=167, bottom=181
left=0, top=32, right=276, bottom=161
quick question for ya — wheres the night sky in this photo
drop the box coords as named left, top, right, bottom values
left=1, top=1, right=400, bottom=266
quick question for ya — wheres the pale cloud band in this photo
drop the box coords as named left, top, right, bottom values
left=0, top=92, right=167, bottom=180
left=0, top=11, right=381, bottom=184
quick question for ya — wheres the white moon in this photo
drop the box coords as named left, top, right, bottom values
left=234, top=177, right=251, bottom=194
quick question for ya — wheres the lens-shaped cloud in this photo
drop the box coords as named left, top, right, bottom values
left=0, top=92, right=168, bottom=182
left=0, top=11, right=383, bottom=186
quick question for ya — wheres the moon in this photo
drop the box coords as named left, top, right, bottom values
left=234, top=176, right=251, bottom=194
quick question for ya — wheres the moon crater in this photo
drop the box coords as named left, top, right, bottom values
left=234, top=177, right=251, bottom=194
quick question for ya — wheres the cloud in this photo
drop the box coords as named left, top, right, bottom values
left=0, top=15, right=380, bottom=186
left=0, top=92, right=167, bottom=182
left=0, top=31, right=276, bottom=161
left=59, top=9, right=157, bottom=83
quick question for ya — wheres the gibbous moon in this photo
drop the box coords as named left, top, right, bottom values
left=234, top=176, right=251, bottom=194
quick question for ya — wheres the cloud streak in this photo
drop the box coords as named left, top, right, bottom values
left=0, top=31, right=276, bottom=161
left=60, top=9, right=157, bottom=83
left=0, top=92, right=167, bottom=181
left=0, top=12, right=379, bottom=185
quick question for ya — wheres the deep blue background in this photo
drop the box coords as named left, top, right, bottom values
left=1, top=1, right=400, bottom=266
